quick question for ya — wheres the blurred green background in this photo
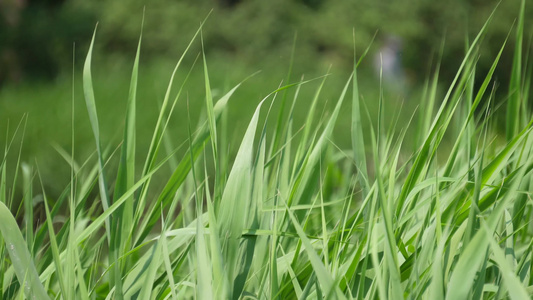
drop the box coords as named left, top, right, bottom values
left=1, top=0, right=531, bottom=196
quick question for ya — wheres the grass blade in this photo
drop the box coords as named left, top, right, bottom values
left=0, top=201, right=50, bottom=300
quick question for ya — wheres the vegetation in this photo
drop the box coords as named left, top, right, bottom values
left=2, top=0, right=532, bottom=84
left=1, top=1, right=533, bottom=299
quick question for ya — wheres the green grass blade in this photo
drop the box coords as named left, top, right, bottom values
left=284, top=202, right=346, bottom=300
left=217, top=97, right=264, bottom=295
left=187, top=96, right=214, bottom=300
left=0, top=201, right=50, bottom=300
left=82, top=25, right=112, bottom=242
left=201, top=32, right=218, bottom=164
left=506, top=0, right=525, bottom=141
left=159, top=213, right=178, bottom=300
left=352, top=32, right=369, bottom=196
left=369, top=124, right=402, bottom=298
left=481, top=216, right=530, bottom=299
left=37, top=171, right=68, bottom=299
left=111, top=19, right=143, bottom=299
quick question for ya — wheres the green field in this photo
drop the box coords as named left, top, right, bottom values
left=1, top=2, right=533, bottom=299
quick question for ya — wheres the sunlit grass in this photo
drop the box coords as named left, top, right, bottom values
left=1, top=2, right=533, bottom=299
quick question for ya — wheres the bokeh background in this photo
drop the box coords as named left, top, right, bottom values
left=1, top=0, right=532, bottom=196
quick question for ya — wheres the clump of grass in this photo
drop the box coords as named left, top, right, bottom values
left=1, top=2, right=533, bottom=299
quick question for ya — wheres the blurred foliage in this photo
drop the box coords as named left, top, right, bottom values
left=1, top=0, right=532, bottom=86
left=0, top=0, right=95, bottom=83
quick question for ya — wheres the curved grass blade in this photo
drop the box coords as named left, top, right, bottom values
left=217, top=97, right=264, bottom=296
left=83, top=25, right=112, bottom=242
left=0, top=201, right=50, bottom=300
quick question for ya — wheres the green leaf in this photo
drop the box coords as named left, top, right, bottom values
left=0, top=201, right=50, bottom=300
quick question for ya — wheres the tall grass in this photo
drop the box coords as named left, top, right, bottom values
left=1, top=3, right=533, bottom=299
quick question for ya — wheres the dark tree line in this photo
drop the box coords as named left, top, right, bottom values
left=0, top=0, right=93, bottom=84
